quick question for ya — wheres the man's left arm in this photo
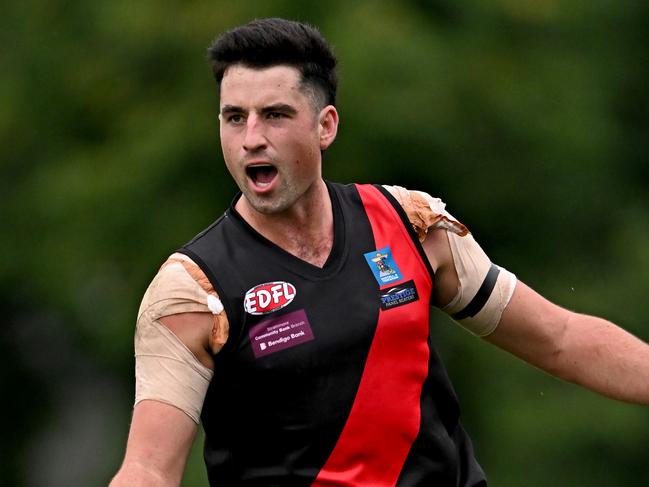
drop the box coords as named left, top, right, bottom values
left=485, top=280, right=649, bottom=405
left=390, top=184, right=649, bottom=404
left=424, top=225, right=649, bottom=405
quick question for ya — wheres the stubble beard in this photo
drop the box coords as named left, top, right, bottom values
left=241, top=175, right=321, bottom=220
left=240, top=178, right=298, bottom=216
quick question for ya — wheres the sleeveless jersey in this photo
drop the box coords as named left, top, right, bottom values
left=180, top=182, right=486, bottom=486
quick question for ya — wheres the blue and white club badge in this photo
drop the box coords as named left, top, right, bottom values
left=364, top=246, right=403, bottom=285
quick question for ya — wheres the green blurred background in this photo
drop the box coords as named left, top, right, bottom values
left=3, top=0, right=648, bottom=485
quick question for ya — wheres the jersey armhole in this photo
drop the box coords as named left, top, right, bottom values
left=373, top=184, right=436, bottom=283
left=176, top=247, right=241, bottom=356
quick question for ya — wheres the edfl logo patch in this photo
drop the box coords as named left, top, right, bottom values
left=244, top=281, right=296, bottom=315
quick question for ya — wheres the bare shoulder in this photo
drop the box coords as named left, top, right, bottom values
left=159, top=312, right=215, bottom=370
left=141, top=253, right=230, bottom=369
left=422, top=228, right=460, bottom=308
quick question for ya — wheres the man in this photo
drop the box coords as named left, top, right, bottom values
left=110, top=18, right=649, bottom=486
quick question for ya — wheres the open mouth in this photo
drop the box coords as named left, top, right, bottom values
left=246, top=164, right=278, bottom=188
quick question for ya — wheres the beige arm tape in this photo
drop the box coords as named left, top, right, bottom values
left=134, top=319, right=213, bottom=423
left=442, top=232, right=517, bottom=336
left=383, top=185, right=468, bottom=242
left=383, top=185, right=517, bottom=336
left=134, top=253, right=229, bottom=423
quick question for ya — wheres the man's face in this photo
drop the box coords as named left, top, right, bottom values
left=219, top=64, right=333, bottom=216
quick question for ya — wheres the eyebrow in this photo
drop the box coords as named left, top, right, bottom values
left=260, top=103, right=297, bottom=116
left=220, top=105, right=244, bottom=115
left=219, top=103, right=298, bottom=116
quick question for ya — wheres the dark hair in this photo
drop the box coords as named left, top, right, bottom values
left=208, top=18, right=337, bottom=108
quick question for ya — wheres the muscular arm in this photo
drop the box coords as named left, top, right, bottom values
left=109, top=400, right=198, bottom=487
left=486, top=283, right=649, bottom=404
left=424, top=226, right=649, bottom=404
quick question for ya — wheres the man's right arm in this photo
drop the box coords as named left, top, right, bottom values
left=111, top=255, right=227, bottom=485
left=111, top=307, right=216, bottom=486
left=109, top=400, right=198, bottom=487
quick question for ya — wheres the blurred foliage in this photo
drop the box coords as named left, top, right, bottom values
left=2, top=0, right=648, bottom=485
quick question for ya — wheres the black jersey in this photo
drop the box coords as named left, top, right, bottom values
left=180, top=182, right=486, bottom=486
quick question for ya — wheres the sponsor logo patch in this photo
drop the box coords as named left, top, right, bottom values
left=248, top=309, right=314, bottom=358
left=380, top=280, right=419, bottom=310
left=244, top=281, right=296, bottom=315
left=364, top=246, right=403, bottom=285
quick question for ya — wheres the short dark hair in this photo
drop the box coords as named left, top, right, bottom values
left=208, top=18, right=338, bottom=109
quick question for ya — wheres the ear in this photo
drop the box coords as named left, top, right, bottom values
left=318, top=105, right=339, bottom=150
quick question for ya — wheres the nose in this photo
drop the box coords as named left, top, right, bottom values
left=243, top=114, right=267, bottom=152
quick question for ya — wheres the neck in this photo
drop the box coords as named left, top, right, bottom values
left=236, top=180, right=334, bottom=268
